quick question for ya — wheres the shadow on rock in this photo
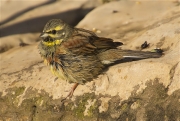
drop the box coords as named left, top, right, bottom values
left=0, top=8, right=94, bottom=38
left=0, top=0, right=57, bottom=26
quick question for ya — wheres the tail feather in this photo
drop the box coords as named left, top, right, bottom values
left=98, top=49, right=163, bottom=65
left=121, top=50, right=162, bottom=59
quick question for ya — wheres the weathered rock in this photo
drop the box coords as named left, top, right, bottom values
left=0, top=1, right=180, bottom=121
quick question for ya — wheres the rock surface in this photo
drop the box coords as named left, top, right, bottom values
left=0, top=1, right=180, bottom=121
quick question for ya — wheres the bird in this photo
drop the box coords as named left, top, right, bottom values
left=38, top=19, right=162, bottom=100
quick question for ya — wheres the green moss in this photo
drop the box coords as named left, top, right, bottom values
left=86, top=100, right=97, bottom=117
left=15, top=86, right=25, bottom=96
left=121, top=103, right=128, bottom=111
left=65, top=101, right=74, bottom=111
left=73, top=93, right=97, bottom=119
left=73, top=97, right=89, bottom=118
left=1, top=87, right=26, bottom=106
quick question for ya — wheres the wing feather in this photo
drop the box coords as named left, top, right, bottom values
left=61, top=28, right=123, bottom=54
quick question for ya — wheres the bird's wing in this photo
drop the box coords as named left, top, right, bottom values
left=76, top=28, right=123, bottom=49
left=91, top=37, right=123, bottom=50
left=61, top=28, right=123, bottom=54
left=62, top=35, right=97, bottom=54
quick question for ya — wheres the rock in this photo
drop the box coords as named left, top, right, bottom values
left=0, top=1, right=180, bottom=120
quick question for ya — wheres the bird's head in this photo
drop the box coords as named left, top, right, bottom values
left=40, top=19, right=70, bottom=46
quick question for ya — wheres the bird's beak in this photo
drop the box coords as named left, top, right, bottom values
left=40, top=33, right=48, bottom=38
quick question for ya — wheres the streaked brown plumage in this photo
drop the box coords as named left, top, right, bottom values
left=38, top=19, right=162, bottom=99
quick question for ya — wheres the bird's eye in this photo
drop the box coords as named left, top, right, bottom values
left=52, top=30, right=56, bottom=34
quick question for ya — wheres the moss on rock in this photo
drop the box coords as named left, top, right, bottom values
left=0, top=79, right=180, bottom=120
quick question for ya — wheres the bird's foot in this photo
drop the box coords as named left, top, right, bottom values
left=61, top=83, right=79, bottom=102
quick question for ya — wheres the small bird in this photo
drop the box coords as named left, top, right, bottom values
left=38, top=19, right=162, bottom=99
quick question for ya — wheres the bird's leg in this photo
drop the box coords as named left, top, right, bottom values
left=61, top=83, right=79, bottom=101
left=67, top=83, right=79, bottom=97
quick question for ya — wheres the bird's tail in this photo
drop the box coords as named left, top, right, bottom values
left=98, top=49, right=163, bottom=65
left=118, top=50, right=162, bottom=59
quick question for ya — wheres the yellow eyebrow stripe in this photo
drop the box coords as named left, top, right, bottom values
left=55, top=26, right=63, bottom=30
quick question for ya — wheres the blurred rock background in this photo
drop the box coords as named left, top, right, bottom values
left=0, top=0, right=180, bottom=120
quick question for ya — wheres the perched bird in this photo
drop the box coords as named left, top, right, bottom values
left=38, top=19, right=162, bottom=99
